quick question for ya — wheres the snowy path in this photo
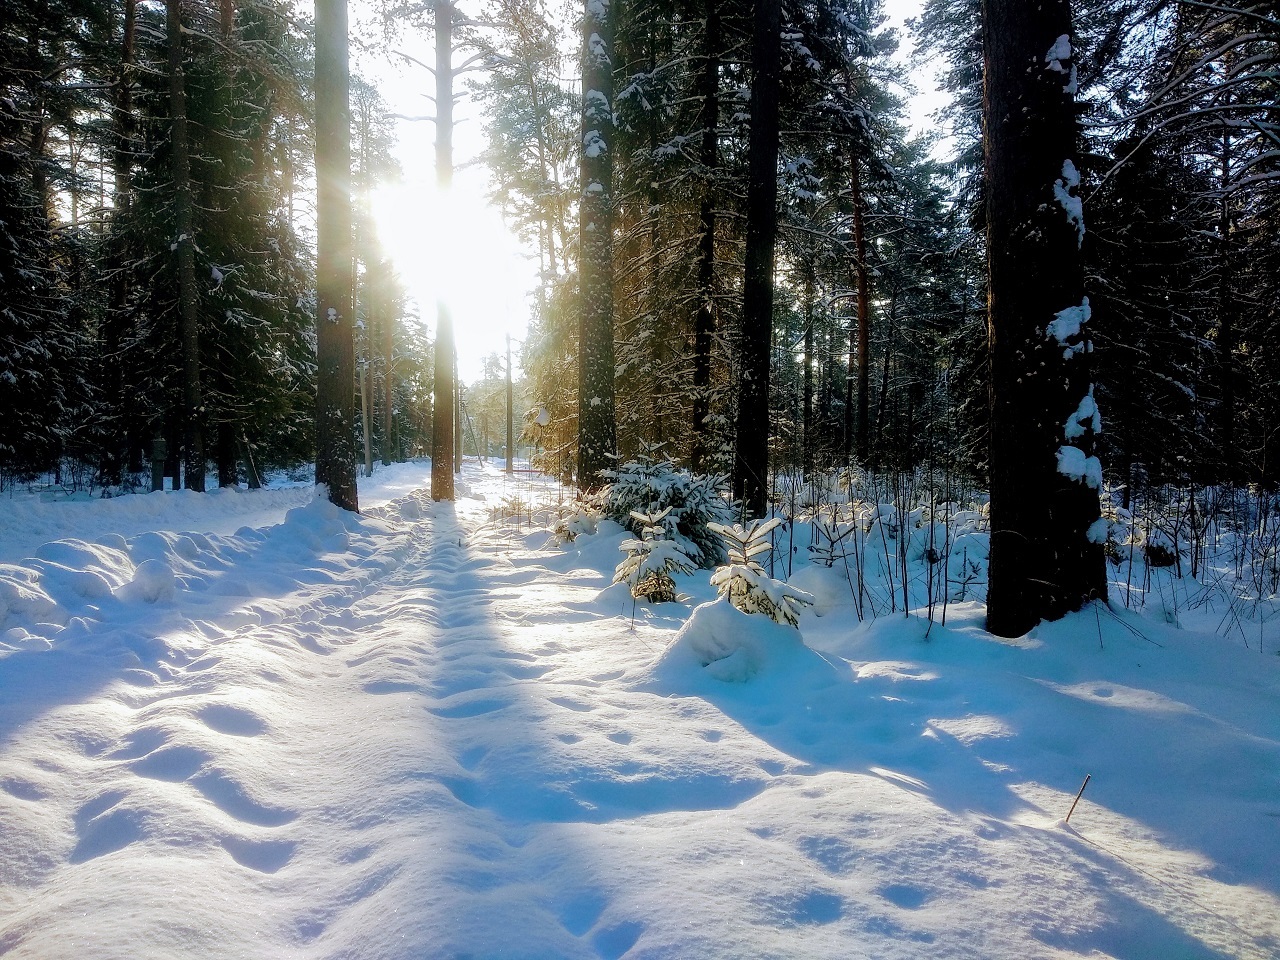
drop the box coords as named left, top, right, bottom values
left=2, top=462, right=1279, bottom=959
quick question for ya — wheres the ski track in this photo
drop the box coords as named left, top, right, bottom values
left=1, top=464, right=1278, bottom=959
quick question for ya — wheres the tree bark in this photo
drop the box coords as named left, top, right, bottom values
left=103, top=0, right=137, bottom=486
left=314, top=0, right=358, bottom=510
left=803, top=266, right=815, bottom=475
left=690, top=0, right=720, bottom=474
left=983, top=0, right=1105, bottom=637
left=431, top=0, right=456, bottom=499
left=850, top=154, right=871, bottom=464
left=506, top=334, right=515, bottom=473
left=577, top=0, right=617, bottom=488
left=167, top=0, right=205, bottom=492
left=732, top=0, right=782, bottom=516
left=382, top=272, right=394, bottom=466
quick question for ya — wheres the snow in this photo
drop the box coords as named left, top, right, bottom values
left=1056, top=444, right=1104, bottom=489
left=1047, top=297, right=1091, bottom=359
left=1045, top=35, right=1072, bottom=78
left=1, top=460, right=1278, bottom=959
left=584, top=129, right=607, bottom=159
left=1045, top=35, right=1078, bottom=95
left=1054, top=160, right=1085, bottom=248
left=1064, top=387, right=1102, bottom=440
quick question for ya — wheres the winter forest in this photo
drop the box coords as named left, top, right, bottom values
left=2, top=0, right=1279, bottom=958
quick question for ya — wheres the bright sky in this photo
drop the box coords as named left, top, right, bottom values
left=355, top=7, right=538, bottom=384
left=353, top=0, right=938, bottom=383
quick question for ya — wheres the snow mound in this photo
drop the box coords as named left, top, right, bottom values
left=653, top=598, right=820, bottom=683
left=116, top=558, right=177, bottom=604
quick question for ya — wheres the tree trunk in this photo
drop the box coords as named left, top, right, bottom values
left=732, top=0, right=782, bottom=516
left=690, top=0, right=720, bottom=474
left=431, top=0, right=456, bottom=499
left=577, top=0, right=617, bottom=488
left=983, top=0, right=1105, bottom=637
left=1217, top=128, right=1236, bottom=483
left=803, top=266, right=815, bottom=476
left=103, top=0, right=137, bottom=487
left=314, top=0, right=358, bottom=510
left=851, top=154, right=871, bottom=464
left=216, top=424, right=237, bottom=487
left=506, top=333, right=515, bottom=473
left=382, top=287, right=394, bottom=466
left=167, top=0, right=205, bottom=492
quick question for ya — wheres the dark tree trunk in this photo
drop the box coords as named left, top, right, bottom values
left=167, top=0, right=205, bottom=492
left=577, top=0, right=617, bottom=488
left=382, top=285, right=394, bottom=466
left=103, top=0, right=137, bottom=486
left=314, top=0, right=358, bottom=510
left=431, top=0, right=456, bottom=499
left=803, top=266, right=815, bottom=476
left=850, top=154, right=871, bottom=464
left=732, top=0, right=782, bottom=517
left=690, top=0, right=720, bottom=475
left=217, top=424, right=237, bottom=487
left=983, top=0, right=1105, bottom=637
left=1217, top=129, right=1236, bottom=483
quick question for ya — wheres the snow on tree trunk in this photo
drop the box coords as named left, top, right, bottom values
left=733, top=0, right=782, bottom=517
left=577, top=0, right=617, bottom=489
left=314, top=0, right=359, bottom=511
left=982, top=0, right=1105, bottom=637
left=167, top=0, right=205, bottom=493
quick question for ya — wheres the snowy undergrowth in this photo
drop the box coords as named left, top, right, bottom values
left=0, top=461, right=1277, bottom=959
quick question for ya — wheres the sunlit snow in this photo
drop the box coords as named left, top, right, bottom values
left=1, top=461, right=1277, bottom=959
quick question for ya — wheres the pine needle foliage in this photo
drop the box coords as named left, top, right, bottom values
left=613, top=506, right=695, bottom=603
left=595, top=458, right=732, bottom=568
left=708, top=518, right=813, bottom=627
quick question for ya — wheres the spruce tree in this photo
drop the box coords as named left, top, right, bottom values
left=983, top=0, right=1106, bottom=637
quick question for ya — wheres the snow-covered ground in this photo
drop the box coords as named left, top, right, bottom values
left=1, top=461, right=1277, bottom=959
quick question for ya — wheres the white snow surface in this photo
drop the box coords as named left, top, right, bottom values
left=1, top=461, right=1278, bottom=959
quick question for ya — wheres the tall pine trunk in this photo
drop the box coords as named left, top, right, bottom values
left=803, top=266, right=815, bottom=475
left=690, top=0, right=719, bottom=474
left=733, top=0, right=782, bottom=517
left=167, top=0, right=204, bottom=492
left=431, top=0, right=456, bottom=499
left=850, top=153, right=871, bottom=465
left=314, top=0, right=358, bottom=510
left=382, top=300, right=394, bottom=465
left=983, top=0, right=1105, bottom=637
left=577, top=0, right=617, bottom=488
left=103, top=0, right=136, bottom=486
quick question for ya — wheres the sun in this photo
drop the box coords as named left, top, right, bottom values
left=369, top=168, right=536, bottom=383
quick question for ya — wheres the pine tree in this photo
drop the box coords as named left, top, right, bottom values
left=577, top=0, right=617, bottom=488
left=983, top=0, right=1106, bottom=637
left=732, top=0, right=782, bottom=516
left=315, top=0, right=358, bottom=509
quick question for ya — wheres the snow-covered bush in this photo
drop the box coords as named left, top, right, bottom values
left=708, top=518, right=813, bottom=627
left=613, top=507, right=694, bottom=603
left=554, top=504, right=599, bottom=544
left=595, top=459, right=732, bottom=567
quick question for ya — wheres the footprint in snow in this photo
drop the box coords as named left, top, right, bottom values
left=221, top=835, right=297, bottom=874
left=197, top=702, right=268, bottom=737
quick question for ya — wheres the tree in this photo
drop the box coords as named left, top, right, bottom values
left=430, top=0, right=457, bottom=499
left=315, top=0, right=358, bottom=510
left=167, top=0, right=205, bottom=491
left=732, top=0, right=782, bottom=516
left=982, top=0, right=1106, bottom=637
left=577, top=0, right=617, bottom=488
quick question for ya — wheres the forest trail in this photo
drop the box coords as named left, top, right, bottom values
left=2, top=462, right=1278, bottom=959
